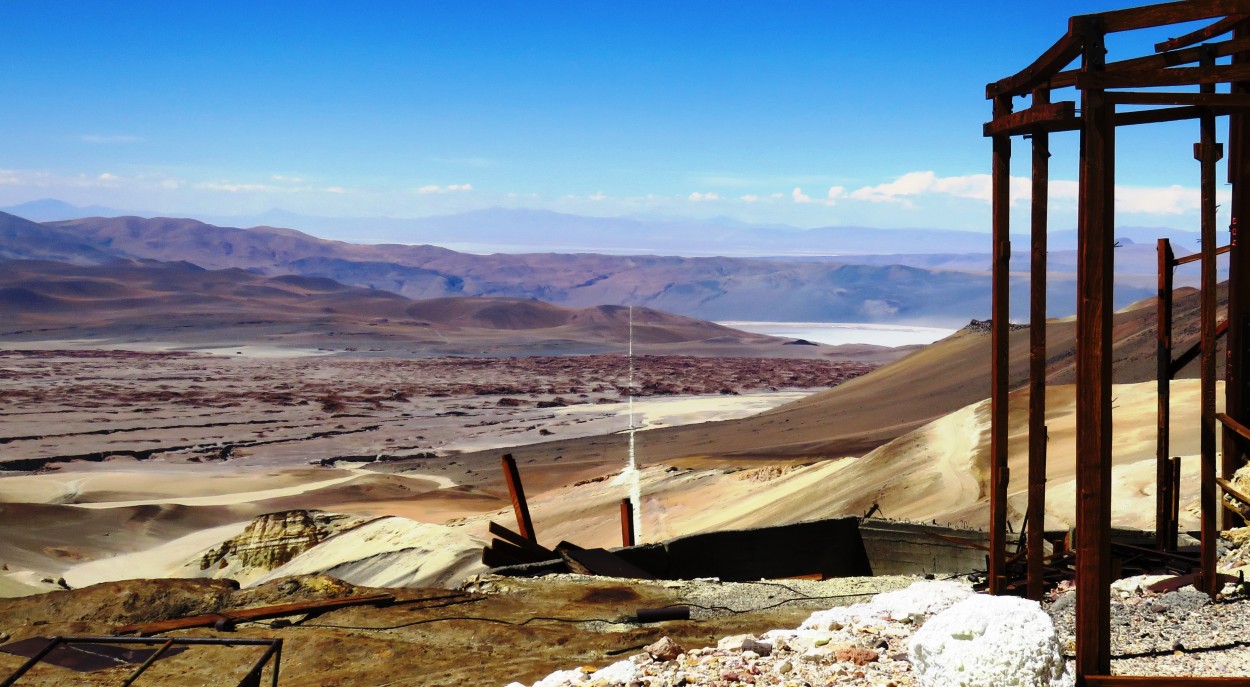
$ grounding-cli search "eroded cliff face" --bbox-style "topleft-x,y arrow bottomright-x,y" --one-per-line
195,510 -> 371,583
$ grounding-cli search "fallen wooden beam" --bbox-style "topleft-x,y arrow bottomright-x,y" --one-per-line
114,593 -> 394,636
488,521 -> 556,560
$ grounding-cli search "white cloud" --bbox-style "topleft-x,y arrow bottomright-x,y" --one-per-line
271,174 -> 306,183
792,187 -> 812,203
845,170 -> 1218,215
417,183 -> 474,195
689,191 -> 720,201
792,186 -> 840,206
827,186 -> 845,200
740,194 -> 759,203
589,191 -> 607,201
324,186 -> 346,194
195,181 -> 276,193
80,134 -> 143,144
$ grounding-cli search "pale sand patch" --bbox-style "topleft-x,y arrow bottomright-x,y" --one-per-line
561,391 -> 814,431
62,521 -> 251,588
0,465 -> 455,510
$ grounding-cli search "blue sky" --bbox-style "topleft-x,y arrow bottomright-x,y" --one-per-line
0,1 -> 1234,233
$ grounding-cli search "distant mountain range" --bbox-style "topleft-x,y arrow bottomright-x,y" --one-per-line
0,204 -> 1211,325
1,199 -> 1222,258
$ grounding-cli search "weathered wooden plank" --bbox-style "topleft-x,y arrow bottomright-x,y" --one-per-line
1158,239 -> 1175,551
1075,27 -> 1116,677
987,31 -> 1084,98
1175,243 -> 1232,264
1219,411 -> 1250,442
1171,318 -> 1230,377
1028,95 -> 1050,602
1078,63 -> 1250,89
488,521 -> 556,560
1107,91 -> 1250,107
983,101 -> 1078,137
1090,0 -> 1250,34
1053,35 -> 1250,89
501,453 -> 537,544
1156,14 -> 1247,51
989,92 -> 1012,596
114,594 -> 395,636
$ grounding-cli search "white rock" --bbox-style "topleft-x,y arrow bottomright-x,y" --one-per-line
591,659 -> 639,684
528,668 -> 589,687
800,579 -> 974,631
908,594 -> 1073,687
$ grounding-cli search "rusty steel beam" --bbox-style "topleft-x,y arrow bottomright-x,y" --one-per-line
989,92 -> 1013,597
1158,239 -> 1176,550
501,453 -> 537,544
983,101 -> 1078,137
1027,88 -> 1051,603
620,498 -> 636,547
1074,19 -> 1115,678
1156,14 -> 1247,51
1090,0 -> 1250,34
1227,19 -> 1250,531
1198,50 -> 1224,597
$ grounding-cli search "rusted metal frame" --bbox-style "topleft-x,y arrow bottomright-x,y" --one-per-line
1095,673 -> 1250,686
1091,0 -> 1250,34
115,593 -> 394,636
1156,14 -> 1248,52
1198,47 -> 1224,597
1171,319 -> 1231,377
1086,676 -> 1250,686
1107,91 -> 1250,107
1027,87 -> 1051,603
620,498 -> 635,547
1074,17 -> 1115,678
987,30 -> 1084,98
0,637 -> 283,687
983,101 -> 1078,137
1052,35 -> 1250,90
501,453 -> 537,544
1175,243 -> 1233,264
120,638 -> 175,687
0,636 -> 63,687
1158,239 -> 1176,550
1226,19 -> 1250,531
1079,63 -> 1250,90
989,92 -> 1013,597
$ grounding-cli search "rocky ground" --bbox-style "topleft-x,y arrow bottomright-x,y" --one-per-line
0,349 -> 877,472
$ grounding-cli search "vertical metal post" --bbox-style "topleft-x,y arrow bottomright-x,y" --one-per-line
990,92 -> 1013,597
1074,18 -> 1114,678
1227,20 -> 1250,530
1171,455 -> 1183,547
1158,238 -> 1176,550
501,453 -> 537,544
1197,50 -> 1223,597
1027,88 -> 1050,602
620,498 -> 636,547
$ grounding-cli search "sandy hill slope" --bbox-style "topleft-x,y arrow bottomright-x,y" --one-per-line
0,211 -> 1157,323
438,282 -> 1219,474
0,257 -> 868,358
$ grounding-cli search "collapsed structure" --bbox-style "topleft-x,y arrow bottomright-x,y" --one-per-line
984,0 -> 1250,682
